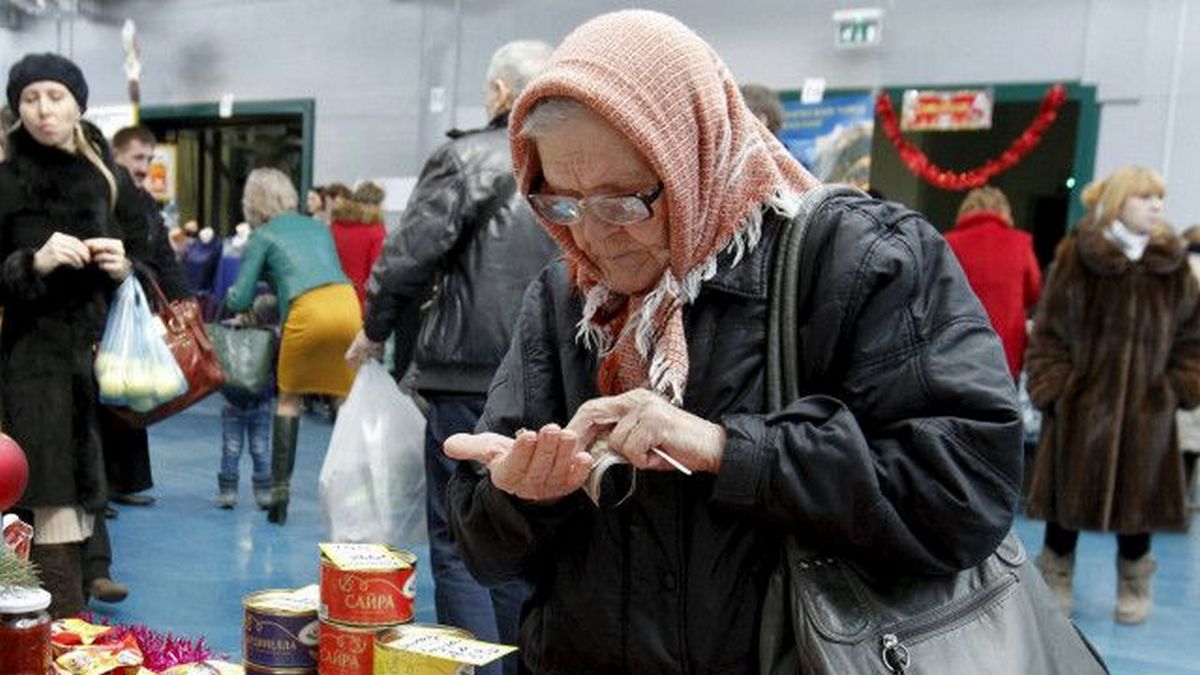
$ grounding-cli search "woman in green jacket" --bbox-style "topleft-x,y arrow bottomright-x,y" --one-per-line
225,167 -> 362,524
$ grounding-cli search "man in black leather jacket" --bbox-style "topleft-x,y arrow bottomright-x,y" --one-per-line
346,39 -> 558,675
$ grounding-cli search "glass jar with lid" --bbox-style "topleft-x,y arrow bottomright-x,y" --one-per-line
0,586 -> 52,675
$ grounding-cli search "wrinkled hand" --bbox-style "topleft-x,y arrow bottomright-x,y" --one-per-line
33,232 -> 91,276
84,237 -> 131,281
444,425 -> 593,503
345,329 -> 384,365
566,389 -> 726,474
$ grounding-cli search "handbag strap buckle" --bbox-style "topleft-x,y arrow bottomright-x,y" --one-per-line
881,633 -> 910,674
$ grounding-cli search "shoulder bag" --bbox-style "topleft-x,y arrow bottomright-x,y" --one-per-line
758,185 -> 1107,675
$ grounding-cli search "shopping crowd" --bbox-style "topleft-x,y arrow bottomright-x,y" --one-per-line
0,8 -> 1196,675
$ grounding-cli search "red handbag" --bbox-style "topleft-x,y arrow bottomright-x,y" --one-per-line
108,278 -> 225,427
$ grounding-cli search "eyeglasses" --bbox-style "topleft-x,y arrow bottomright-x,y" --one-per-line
527,181 -> 664,227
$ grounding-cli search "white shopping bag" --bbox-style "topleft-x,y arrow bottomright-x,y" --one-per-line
319,361 -> 427,546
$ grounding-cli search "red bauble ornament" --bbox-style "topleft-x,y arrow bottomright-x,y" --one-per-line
0,433 -> 29,511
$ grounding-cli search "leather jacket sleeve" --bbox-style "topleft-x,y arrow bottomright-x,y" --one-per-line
223,232 -> 267,313
710,202 -> 1022,574
364,146 -> 469,342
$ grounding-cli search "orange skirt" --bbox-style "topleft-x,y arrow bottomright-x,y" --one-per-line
277,284 -> 361,397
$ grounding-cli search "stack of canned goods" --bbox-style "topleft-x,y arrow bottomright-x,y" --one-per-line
317,543 -> 418,675
243,586 -> 321,674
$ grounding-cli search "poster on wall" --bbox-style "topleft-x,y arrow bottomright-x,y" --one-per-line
84,104 -> 136,140
900,89 -> 993,132
146,143 -> 177,203
779,92 -> 875,188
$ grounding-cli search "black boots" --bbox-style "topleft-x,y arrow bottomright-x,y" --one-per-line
267,415 -> 300,524
30,542 -> 85,618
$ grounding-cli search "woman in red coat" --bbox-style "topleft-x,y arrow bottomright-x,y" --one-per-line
331,181 -> 387,314
944,187 -> 1042,378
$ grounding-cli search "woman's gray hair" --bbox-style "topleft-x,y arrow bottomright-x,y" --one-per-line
243,167 -> 299,226
519,97 -> 604,139
486,40 -> 554,97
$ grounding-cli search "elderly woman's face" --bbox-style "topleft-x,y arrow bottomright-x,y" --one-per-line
534,115 -> 670,295
19,81 -> 80,150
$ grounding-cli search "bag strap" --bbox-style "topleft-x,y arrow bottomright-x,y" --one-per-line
766,184 -> 866,412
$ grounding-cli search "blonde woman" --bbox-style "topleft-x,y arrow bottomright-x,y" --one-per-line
0,53 -> 140,615
1027,166 -> 1200,623
223,168 -> 361,525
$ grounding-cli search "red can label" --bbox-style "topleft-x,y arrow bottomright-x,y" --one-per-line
318,545 -> 417,627
318,620 -> 382,675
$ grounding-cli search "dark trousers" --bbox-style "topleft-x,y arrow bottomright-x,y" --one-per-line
83,514 -> 112,585
424,394 -> 529,675
99,407 -> 152,495
1044,521 -> 1152,560
86,407 -> 152,588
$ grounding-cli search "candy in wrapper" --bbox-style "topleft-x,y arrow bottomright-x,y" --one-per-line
52,618 -> 115,651
2,513 -> 33,560
54,633 -> 143,675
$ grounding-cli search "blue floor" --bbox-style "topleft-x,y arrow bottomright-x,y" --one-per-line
93,395 -> 1200,673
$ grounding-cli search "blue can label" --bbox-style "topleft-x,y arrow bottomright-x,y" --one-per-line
244,596 -> 319,669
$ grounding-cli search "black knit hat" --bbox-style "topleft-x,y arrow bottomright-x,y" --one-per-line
6,53 -> 89,113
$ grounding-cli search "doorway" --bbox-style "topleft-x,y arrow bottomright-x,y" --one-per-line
140,99 -> 315,236
869,83 -> 1098,268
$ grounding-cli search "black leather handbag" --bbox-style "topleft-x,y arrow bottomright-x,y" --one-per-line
758,185 -> 1108,675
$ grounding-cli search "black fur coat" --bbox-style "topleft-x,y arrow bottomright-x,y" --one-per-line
0,123 -> 159,510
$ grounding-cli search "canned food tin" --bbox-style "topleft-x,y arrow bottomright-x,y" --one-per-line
373,625 -> 474,675
319,620 -> 390,675
243,664 -> 316,675
319,544 -> 417,626
244,588 -> 320,670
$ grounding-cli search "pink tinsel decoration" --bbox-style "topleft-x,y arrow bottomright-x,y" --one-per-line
81,613 -> 217,672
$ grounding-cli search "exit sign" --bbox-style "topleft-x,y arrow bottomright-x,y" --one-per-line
833,7 -> 883,49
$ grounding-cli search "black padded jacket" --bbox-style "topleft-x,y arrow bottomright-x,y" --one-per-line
448,196 -> 1024,675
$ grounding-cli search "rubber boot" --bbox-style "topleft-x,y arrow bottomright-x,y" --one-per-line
1036,549 -> 1075,615
1115,554 -> 1156,624
267,415 -> 300,525
216,474 -> 238,509
252,474 -> 274,510
30,542 -> 86,618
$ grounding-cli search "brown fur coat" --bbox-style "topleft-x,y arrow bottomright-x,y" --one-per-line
1026,219 -> 1200,532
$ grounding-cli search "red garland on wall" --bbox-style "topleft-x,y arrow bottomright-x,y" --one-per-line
875,84 -> 1068,191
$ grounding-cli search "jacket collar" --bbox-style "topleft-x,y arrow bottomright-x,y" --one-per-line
1076,215 -> 1185,276
7,119 -> 113,167
700,210 -> 782,300
953,210 -> 1010,232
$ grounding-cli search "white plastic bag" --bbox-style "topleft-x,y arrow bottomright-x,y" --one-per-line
319,361 -> 427,547
95,276 -> 187,412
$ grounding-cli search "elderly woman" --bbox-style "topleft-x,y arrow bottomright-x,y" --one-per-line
223,168 -> 361,524
1026,165 -> 1200,624
444,11 -> 1021,674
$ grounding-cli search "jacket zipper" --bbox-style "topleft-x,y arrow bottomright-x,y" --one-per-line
676,480 -> 689,675
877,570 -> 1018,674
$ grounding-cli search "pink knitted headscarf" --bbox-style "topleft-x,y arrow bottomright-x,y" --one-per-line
510,10 -> 820,404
